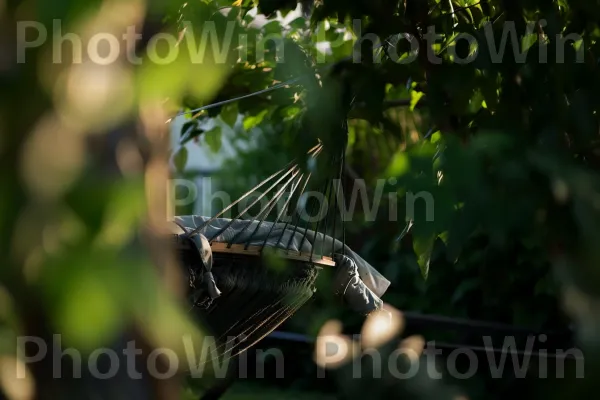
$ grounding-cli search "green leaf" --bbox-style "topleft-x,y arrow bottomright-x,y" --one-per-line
410,90 -> 424,111
220,103 -> 239,128
181,127 -> 206,145
281,105 -> 302,120
413,234 -> 435,279
386,151 -> 410,177
451,279 -> 480,303
204,126 -> 222,153
289,16 -> 307,31
438,231 -> 449,244
262,20 -> 283,35
395,220 -> 414,242
243,109 -> 269,131
173,146 -> 188,172
468,90 -> 484,114
521,33 -> 537,52
180,120 -> 198,138
430,131 -> 442,143
227,5 -> 241,20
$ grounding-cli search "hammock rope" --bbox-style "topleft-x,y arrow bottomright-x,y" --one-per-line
187,139 -> 345,261
206,165 -> 299,244
261,172 -> 305,251
176,128 -> 349,361
273,173 -> 312,249
184,143 -> 323,240
230,168 -> 301,248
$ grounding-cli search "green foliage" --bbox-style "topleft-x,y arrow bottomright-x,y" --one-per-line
5,0 -> 600,398
204,125 -> 224,152
173,0 -> 600,398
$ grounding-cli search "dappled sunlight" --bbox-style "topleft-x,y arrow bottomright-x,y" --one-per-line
19,114 -> 84,199
4,0 -> 223,392
116,137 -> 145,176
361,305 -> 404,349
314,319 -> 359,369
399,335 -> 426,363
80,0 -> 146,40
0,356 -> 34,400
59,62 -> 135,132
35,0 -> 145,132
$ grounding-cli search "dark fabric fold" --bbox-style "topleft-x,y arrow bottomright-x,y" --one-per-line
332,254 -> 384,315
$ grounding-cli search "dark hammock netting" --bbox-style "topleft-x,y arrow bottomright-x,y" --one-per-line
178,238 -> 318,358
173,135 -> 382,360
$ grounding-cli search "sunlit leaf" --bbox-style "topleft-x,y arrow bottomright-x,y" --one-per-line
413,234 -> 435,279
220,103 -> 239,128
174,146 -> 188,172
386,151 -> 410,177
204,125 -> 222,152
410,90 -> 424,111
243,109 -> 269,131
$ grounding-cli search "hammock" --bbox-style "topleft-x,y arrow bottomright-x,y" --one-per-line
172,140 -> 390,359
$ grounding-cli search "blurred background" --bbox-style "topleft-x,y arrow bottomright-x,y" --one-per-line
2,0 -> 600,399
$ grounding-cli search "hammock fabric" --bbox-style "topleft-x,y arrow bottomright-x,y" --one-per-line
177,234 -> 319,358
175,215 -> 390,298
173,218 -> 389,358
171,140 -> 390,359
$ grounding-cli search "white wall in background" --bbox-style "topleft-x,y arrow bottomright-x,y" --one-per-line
169,115 -> 239,172
169,114 -> 247,216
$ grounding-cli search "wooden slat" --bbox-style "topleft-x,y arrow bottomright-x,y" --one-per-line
211,243 -> 261,255
210,242 -> 336,267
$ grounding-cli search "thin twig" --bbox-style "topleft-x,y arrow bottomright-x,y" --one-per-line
439,1 -> 482,18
